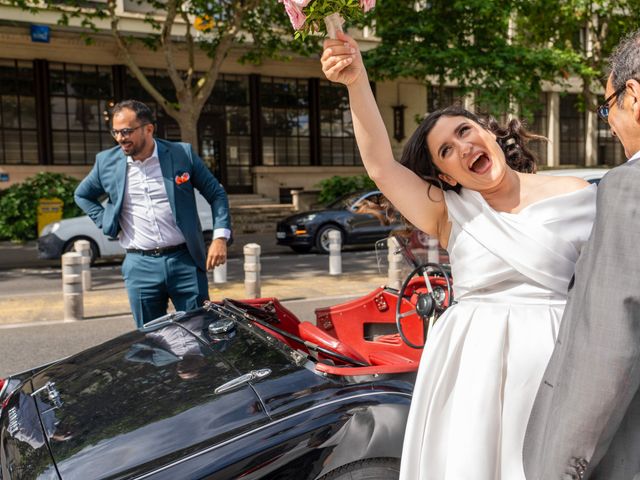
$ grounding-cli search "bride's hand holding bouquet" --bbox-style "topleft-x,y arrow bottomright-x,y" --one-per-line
280,0 -> 375,39
321,31 -> 365,87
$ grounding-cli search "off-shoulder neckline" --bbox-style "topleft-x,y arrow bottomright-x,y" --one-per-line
465,183 -> 596,216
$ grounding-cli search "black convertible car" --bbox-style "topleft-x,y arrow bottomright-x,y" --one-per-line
0,299 -> 422,479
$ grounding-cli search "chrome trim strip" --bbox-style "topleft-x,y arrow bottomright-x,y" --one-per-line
133,390 -> 411,479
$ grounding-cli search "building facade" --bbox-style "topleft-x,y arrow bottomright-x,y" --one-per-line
0,5 -> 626,199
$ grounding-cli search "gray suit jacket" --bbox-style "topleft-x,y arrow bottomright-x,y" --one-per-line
523,159 -> 640,480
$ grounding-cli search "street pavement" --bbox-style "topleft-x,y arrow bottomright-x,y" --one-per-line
0,233 -> 390,327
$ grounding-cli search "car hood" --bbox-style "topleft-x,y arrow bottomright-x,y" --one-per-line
25,316 -> 270,479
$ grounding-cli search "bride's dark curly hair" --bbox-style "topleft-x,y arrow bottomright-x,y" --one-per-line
401,106 -> 543,195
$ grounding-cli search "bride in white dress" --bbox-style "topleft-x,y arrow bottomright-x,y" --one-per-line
321,33 -> 597,480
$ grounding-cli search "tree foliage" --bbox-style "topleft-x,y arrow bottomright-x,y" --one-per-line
316,174 -> 376,204
365,0 -> 640,118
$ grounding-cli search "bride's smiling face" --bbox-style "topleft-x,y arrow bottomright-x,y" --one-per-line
425,115 -> 508,191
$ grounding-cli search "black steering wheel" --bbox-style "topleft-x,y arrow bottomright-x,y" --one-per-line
395,262 -> 453,349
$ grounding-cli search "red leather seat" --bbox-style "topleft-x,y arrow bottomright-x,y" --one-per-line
298,321 -> 368,364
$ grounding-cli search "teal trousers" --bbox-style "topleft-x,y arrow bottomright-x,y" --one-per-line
122,249 -> 209,328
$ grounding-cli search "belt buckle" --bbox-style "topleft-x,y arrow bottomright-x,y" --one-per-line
149,247 -> 163,257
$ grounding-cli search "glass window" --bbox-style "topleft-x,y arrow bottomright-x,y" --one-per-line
319,80 -> 360,166
559,94 -> 585,165
0,60 -> 38,164
49,63 -> 115,165
598,120 -> 626,166
427,85 -> 463,112
261,77 -> 311,167
528,93 -> 548,164
205,74 -> 253,189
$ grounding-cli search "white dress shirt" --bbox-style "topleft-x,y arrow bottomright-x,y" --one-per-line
119,142 -> 187,250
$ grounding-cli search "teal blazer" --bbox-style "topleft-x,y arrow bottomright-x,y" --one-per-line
74,139 -> 231,271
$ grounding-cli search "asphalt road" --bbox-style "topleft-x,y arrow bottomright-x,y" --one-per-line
0,249 -> 385,297
0,296 -> 356,378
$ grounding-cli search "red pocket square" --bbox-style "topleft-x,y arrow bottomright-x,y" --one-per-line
175,172 -> 190,185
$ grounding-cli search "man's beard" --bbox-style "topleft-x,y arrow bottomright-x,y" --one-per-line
119,138 -> 145,158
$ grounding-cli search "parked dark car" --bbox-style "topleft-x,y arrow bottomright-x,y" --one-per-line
0,297 -> 418,480
276,190 -> 402,254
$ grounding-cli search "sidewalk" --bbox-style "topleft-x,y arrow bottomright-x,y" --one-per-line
0,233 -> 389,326
0,270 -> 386,327
0,232 -> 289,270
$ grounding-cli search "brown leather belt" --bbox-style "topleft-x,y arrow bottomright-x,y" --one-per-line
126,243 -> 187,257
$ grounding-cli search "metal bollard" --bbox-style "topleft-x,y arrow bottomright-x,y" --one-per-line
62,252 -> 84,321
243,243 -> 261,298
387,236 -> 404,291
74,239 -> 92,291
427,237 -> 440,264
328,230 -> 342,275
213,262 -> 227,284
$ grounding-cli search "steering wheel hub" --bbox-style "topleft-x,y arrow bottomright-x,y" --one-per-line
415,293 -> 436,319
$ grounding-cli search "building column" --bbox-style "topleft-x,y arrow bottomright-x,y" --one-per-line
547,92 -> 560,167
584,109 -> 598,166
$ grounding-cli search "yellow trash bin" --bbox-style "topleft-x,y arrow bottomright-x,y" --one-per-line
37,198 -> 64,236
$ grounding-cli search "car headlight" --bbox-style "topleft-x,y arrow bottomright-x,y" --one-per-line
41,222 -> 60,236
298,214 -> 317,222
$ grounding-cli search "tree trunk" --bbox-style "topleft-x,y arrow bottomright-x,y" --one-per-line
171,111 -> 200,154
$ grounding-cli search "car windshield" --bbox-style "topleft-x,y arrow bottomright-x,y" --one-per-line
326,191 -> 369,209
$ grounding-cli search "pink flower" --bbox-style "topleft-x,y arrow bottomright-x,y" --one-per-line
360,0 -> 375,12
280,0 -> 308,30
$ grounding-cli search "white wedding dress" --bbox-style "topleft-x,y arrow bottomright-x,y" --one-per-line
399,184 -> 597,480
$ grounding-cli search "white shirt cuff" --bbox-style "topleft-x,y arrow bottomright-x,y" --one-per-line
213,228 -> 231,240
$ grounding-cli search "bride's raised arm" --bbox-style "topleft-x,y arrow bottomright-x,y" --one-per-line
321,32 -> 448,241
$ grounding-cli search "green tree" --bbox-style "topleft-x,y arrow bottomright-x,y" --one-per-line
517,0 -> 640,110
365,0 -> 640,119
6,0 -> 320,150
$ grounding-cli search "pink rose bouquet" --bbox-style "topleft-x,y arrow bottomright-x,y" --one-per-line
280,0 -> 376,39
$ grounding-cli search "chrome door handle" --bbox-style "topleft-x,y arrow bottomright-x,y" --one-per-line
214,368 -> 272,395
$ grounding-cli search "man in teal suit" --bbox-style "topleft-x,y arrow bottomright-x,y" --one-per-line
75,100 -> 231,327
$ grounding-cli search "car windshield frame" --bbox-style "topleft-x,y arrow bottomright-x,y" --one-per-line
206,300 -> 312,367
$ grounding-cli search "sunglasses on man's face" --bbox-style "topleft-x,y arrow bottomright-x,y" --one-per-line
597,84 -> 627,122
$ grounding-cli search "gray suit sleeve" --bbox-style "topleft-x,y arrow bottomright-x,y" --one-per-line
532,165 -> 640,478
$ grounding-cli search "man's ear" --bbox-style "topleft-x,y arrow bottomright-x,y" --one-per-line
438,173 -> 458,187
628,79 -> 640,122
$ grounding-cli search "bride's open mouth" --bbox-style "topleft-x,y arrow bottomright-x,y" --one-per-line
469,153 -> 492,174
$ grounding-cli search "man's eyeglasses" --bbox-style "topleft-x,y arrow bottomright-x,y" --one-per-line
111,124 -> 148,138
597,84 -> 627,122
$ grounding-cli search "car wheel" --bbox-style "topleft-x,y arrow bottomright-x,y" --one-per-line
318,458 -> 400,479
315,225 -> 343,254
290,245 -> 312,254
63,238 -> 99,265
